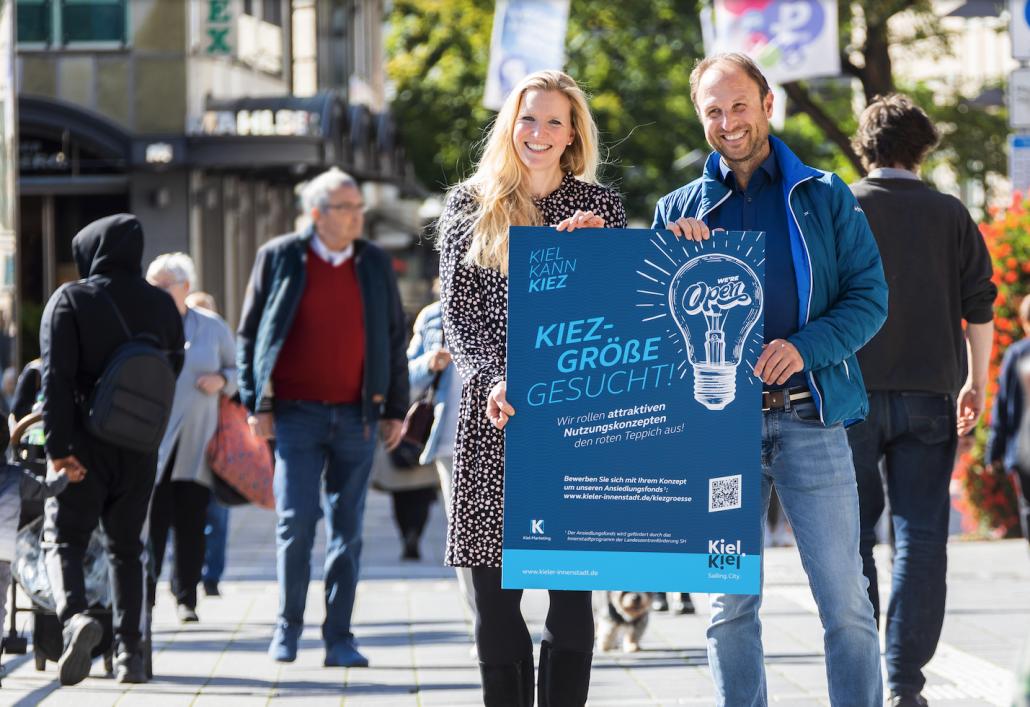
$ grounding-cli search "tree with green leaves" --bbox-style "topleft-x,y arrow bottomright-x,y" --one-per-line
386,0 -> 1007,218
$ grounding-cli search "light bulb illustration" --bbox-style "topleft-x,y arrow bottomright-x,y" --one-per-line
668,253 -> 763,410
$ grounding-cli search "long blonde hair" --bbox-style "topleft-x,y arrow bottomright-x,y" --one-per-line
462,71 -> 601,273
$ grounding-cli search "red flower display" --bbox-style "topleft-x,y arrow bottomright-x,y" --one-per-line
952,193 -> 1025,538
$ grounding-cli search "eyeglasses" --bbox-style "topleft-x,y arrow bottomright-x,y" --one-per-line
323,201 -> 366,213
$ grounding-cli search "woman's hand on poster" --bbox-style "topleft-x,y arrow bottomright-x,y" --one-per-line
556,210 -> 605,232
753,339 -> 804,386
429,348 -> 452,372
665,217 -> 713,242
487,380 -> 515,430
196,373 -> 227,395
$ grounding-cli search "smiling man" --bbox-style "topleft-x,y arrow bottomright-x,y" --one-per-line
652,53 -> 888,706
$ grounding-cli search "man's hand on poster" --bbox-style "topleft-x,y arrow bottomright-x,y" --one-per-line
428,348 -> 452,372
753,339 -> 804,386
556,210 -> 605,232
487,380 -> 516,430
956,383 -> 984,436
665,217 -> 716,242
380,419 -> 403,451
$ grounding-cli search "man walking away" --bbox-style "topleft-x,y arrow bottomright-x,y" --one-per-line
41,214 -> 184,685
848,94 -> 996,707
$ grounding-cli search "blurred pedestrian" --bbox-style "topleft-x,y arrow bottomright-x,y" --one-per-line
9,358 -> 42,427
146,258 -> 236,624
656,54 -> 887,706
848,94 -> 996,707
438,70 -> 625,706
237,167 -> 408,668
370,445 -> 438,560
184,290 -> 232,597
407,292 -> 475,612
988,296 -> 1030,545
40,214 -> 184,685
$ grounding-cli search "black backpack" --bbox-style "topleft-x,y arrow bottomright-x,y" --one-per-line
76,283 -> 177,454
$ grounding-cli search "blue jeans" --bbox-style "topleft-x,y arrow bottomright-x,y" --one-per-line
847,390 -> 956,696
273,401 -> 377,646
202,498 -> 229,585
707,400 -> 882,707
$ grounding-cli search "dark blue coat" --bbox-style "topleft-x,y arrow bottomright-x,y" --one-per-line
653,137 -> 888,425
236,226 -> 409,422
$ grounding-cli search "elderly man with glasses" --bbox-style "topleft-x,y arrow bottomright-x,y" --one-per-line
237,167 -> 408,668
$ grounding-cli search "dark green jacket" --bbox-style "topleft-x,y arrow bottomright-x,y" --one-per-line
236,226 -> 409,421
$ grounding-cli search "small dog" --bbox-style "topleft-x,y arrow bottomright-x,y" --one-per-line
597,591 -> 653,652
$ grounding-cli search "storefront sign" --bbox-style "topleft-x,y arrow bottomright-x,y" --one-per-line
203,0 -> 238,56
188,108 -> 322,137
503,227 -> 764,593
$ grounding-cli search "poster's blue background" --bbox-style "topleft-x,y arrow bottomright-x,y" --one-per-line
503,227 -> 764,592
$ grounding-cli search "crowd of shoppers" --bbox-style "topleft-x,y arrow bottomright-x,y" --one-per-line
22,52 -> 1026,707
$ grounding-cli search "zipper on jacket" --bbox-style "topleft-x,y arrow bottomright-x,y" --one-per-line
786,175 -> 826,425
842,359 -> 850,381
354,246 -> 371,430
693,190 -> 733,223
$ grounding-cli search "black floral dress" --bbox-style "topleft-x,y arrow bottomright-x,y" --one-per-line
438,174 -> 627,567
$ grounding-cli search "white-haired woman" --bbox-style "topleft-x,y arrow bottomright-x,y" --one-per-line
146,253 -> 237,623
438,70 -> 625,706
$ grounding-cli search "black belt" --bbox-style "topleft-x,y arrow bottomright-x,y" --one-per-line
762,386 -> 812,412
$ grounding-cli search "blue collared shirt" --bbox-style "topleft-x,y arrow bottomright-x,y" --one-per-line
709,148 -> 804,390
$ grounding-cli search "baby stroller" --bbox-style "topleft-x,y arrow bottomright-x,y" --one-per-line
5,411 -> 151,676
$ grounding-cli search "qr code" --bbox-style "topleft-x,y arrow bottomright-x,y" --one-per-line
709,474 -> 742,512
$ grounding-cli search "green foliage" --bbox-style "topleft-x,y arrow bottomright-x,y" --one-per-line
387,1 -> 1009,215
387,0 -> 710,221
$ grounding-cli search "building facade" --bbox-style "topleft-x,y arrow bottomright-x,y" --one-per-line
13,0 -> 415,361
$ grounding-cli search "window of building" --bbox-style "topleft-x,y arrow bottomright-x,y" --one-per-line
16,0 -> 127,46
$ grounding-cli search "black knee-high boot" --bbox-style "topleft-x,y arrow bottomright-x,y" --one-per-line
479,655 -> 534,706
537,640 -> 592,707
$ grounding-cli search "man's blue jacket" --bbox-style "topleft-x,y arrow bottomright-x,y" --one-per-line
652,136 -> 888,426
236,225 -> 409,423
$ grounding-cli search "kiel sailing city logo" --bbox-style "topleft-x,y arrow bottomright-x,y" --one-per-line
636,231 -> 764,411
708,537 -> 746,569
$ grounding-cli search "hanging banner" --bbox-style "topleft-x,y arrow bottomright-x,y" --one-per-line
1013,0 -> 1030,61
502,227 -> 764,594
701,0 -> 840,84
483,0 -> 570,111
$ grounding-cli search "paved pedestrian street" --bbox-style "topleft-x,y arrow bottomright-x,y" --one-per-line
1,491 -> 1027,706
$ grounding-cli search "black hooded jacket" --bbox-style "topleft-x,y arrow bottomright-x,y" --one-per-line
40,214 -> 185,458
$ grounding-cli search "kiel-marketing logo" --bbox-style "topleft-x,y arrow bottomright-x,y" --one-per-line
531,519 -> 545,535
708,537 -> 746,570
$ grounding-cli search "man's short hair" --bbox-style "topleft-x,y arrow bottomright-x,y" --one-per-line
300,168 -> 359,213
852,94 -> 940,171
689,53 -> 771,111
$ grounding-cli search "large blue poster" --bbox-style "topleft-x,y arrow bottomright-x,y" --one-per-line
503,227 -> 764,594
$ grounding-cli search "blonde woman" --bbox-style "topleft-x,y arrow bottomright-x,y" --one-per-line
438,70 -> 626,706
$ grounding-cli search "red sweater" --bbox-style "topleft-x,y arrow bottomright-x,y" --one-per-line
272,250 -> 365,403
